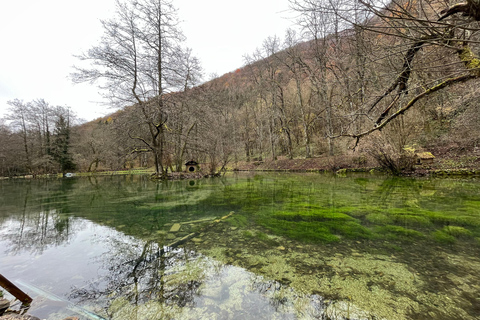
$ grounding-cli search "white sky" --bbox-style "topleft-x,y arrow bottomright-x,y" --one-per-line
0,0 -> 294,122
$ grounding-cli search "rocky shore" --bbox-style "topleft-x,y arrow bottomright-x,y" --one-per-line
0,298 -> 77,320
0,312 -> 78,320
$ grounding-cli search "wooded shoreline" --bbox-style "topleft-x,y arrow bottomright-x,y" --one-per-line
2,154 -> 480,180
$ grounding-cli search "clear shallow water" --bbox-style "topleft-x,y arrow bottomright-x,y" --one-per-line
0,173 -> 479,319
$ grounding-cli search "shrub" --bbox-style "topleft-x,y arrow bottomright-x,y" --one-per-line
368,146 -> 416,175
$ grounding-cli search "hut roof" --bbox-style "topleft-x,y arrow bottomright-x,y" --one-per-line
416,152 -> 435,159
185,160 -> 198,166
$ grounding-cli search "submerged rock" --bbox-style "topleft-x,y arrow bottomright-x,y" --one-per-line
0,299 -> 9,315
170,223 -> 181,232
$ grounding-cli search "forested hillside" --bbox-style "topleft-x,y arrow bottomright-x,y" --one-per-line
1,0 -> 479,177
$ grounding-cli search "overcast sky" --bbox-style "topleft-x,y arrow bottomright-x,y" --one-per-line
0,0 -> 294,122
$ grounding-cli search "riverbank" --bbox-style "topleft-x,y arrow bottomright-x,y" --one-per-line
231,155 -> 373,172
0,169 -> 207,181
230,154 -> 480,177
2,152 -> 480,180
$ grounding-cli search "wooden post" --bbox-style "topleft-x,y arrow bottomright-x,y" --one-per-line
0,274 -> 33,305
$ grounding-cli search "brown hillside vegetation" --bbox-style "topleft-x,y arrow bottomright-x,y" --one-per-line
1,0 -> 479,177
70,0 -> 480,176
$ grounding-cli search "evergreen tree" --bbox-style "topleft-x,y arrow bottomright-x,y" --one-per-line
52,113 -> 76,173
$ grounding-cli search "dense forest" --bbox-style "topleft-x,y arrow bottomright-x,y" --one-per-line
1,0 -> 479,178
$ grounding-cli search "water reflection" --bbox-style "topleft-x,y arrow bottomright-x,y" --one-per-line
1,174 -> 480,319
0,210 -> 76,255
0,178 -> 82,259
68,233 -> 347,320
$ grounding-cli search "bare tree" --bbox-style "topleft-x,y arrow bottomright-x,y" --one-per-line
5,100 -> 77,175
280,30 -> 316,158
6,99 -> 33,173
72,0 -> 197,178
29,99 -> 55,173
291,0 -> 480,147
0,120 -> 24,176
167,48 -> 203,172
245,36 -> 291,161
195,82 -> 239,175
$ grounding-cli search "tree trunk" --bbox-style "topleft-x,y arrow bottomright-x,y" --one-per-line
269,118 -> 277,161
326,102 -> 334,156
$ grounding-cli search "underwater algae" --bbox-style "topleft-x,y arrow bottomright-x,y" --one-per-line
3,173 -> 480,319
69,173 -> 480,319
105,252 -> 331,320
167,173 -> 480,319
193,220 -> 480,320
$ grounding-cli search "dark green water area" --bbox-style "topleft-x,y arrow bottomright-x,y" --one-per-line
1,173 -> 479,319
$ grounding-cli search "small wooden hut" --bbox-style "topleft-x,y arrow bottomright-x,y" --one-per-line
185,160 -> 199,172
416,152 -> 435,165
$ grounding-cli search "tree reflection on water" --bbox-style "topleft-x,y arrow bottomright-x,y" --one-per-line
66,232 -> 331,319
69,238 -> 204,316
2,174 -> 480,319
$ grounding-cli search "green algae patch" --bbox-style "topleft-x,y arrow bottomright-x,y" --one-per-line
242,230 -> 254,238
257,216 -> 372,243
325,220 -> 373,240
366,212 -> 393,224
432,230 -> 456,243
392,214 -> 432,227
164,257 -> 210,288
426,211 -> 480,227
111,248 -> 336,319
375,225 -> 425,241
201,236 -> 476,320
462,200 -> 480,214
258,218 -> 340,243
225,214 -> 248,228
272,209 -> 354,222
442,225 -> 473,238
349,205 -> 384,218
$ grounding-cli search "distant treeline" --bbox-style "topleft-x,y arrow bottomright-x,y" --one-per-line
1,0 -> 479,177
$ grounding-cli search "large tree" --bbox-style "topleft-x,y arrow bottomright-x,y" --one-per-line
291,0 -> 480,147
72,0 -> 199,178
52,109 -> 76,174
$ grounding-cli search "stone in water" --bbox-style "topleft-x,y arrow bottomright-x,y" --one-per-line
170,223 -> 181,232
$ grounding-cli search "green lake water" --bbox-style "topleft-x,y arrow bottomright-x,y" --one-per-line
0,173 -> 479,319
